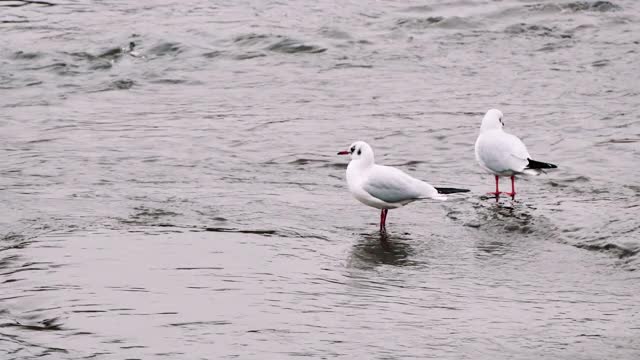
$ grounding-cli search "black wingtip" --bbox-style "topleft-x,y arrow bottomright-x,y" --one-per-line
527,158 -> 558,169
435,187 -> 471,194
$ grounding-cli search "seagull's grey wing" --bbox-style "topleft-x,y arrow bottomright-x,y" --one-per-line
476,131 -> 530,173
362,165 -> 434,203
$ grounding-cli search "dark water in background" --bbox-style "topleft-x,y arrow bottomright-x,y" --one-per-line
1,0 -> 640,358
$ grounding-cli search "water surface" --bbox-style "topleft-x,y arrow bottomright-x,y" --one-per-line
1,0 -> 639,358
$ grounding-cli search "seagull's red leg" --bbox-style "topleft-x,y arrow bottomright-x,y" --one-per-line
505,176 -> 516,197
380,209 -> 388,232
487,175 -> 501,196
383,209 -> 388,230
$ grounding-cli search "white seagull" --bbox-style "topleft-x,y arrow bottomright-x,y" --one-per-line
338,141 -> 469,232
474,109 -> 557,198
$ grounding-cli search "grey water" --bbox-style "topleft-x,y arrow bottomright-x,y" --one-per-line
1,0 -> 639,358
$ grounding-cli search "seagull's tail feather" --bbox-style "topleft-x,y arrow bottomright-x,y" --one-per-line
435,187 -> 471,195
526,158 -> 557,170
523,158 -> 557,175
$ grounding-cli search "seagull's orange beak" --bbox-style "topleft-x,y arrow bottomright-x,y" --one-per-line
337,150 -> 349,155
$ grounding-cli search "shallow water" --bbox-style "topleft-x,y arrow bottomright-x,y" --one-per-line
1,0 -> 640,358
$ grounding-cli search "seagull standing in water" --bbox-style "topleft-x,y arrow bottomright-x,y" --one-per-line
474,109 -> 558,198
337,141 -> 469,232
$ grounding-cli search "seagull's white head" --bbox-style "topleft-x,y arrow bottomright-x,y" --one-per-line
337,141 -> 374,164
480,109 -> 504,132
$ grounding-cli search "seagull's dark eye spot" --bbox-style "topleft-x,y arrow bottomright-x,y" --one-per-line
357,149 -> 361,155
350,146 -> 356,153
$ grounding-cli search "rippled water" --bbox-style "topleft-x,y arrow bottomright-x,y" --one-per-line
2,0 -> 640,358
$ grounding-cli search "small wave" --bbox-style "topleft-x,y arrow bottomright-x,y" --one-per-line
67,51 -> 97,61
321,162 -> 347,170
332,63 -> 373,70
288,158 -> 329,165
27,62 -> 72,71
67,42 -> 138,69
204,227 -> 277,236
505,23 -> 572,38
319,27 -> 352,40
1,19 -> 29,23
395,16 -> 477,30
122,223 -> 324,240
247,119 -> 292,131
537,40 -> 574,52
592,59 -> 610,67
233,33 -> 271,46
622,187 -> 640,198
562,175 -> 591,183
11,51 -> 43,60
97,47 -> 126,59
166,320 -> 231,328
123,206 -> 180,224
233,33 -> 326,54
574,241 -> 639,259
596,137 -> 640,145
96,79 -> 135,91
0,0 -> 55,7
202,50 -> 224,58
396,16 -> 444,28
389,160 -> 425,167
88,59 -> 113,70
174,267 -> 223,271
526,1 -> 621,13
524,3 -> 564,13
400,5 -> 433,13
234,52 -> 266,60
266,38 -> 326,54
149,78 -> 190,84
547,176 -> 590,188
147,41 -> 182,56
565,1 -> 621,12
0,317 -> 64,331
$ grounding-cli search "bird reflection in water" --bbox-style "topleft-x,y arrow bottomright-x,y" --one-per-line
346,232 -> 421,269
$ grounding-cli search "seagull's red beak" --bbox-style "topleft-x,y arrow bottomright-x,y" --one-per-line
337,150 -> 349,155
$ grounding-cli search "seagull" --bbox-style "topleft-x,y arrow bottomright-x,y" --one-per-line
338,141 -> 469,232
474,109 -> 558,198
